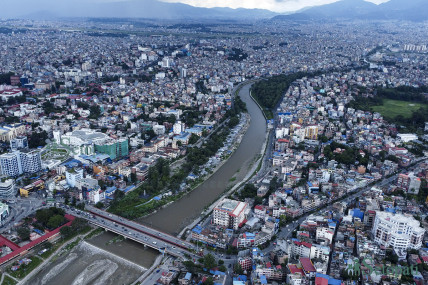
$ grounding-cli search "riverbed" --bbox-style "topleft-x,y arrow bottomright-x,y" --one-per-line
29,233 -> 149,285
28,83 -> 267,284
141,83 -> 267,234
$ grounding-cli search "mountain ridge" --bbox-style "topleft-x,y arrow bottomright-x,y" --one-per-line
272,0 -> 428,21
1,0 -> 426,21
1,0 -> 278,20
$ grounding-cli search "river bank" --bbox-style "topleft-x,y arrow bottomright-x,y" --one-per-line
25,232 -> 148,285
141,83 -> 267,235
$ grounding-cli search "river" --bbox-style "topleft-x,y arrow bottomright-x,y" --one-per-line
141,83 -> 267,234
27,83 -> 267,285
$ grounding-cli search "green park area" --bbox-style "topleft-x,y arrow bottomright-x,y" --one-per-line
371,99 -> 427,120
41,143 -> 70,161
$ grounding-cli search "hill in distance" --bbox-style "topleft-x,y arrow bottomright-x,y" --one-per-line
1,0 -> 277,20
273,0 -> 428,22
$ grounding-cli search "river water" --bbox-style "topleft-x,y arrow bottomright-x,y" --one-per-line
27,84 -> 267,284
141,83 -> 267,234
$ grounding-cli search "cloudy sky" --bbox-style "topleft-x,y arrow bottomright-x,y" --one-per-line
161,0 -> 389,12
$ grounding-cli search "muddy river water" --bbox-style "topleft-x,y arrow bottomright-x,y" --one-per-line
27,83 -> 266,284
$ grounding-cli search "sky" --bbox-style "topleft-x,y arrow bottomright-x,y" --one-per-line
160,0 -> 390,12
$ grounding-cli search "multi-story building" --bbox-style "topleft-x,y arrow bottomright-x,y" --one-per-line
304,125 -> 319,140
316,227 -> 334,244
237,232 -> 256,248
66,168 -> 84,188
299,257 -> 316,279
291,240 -> 312,258
255,263 -> 285,281
310,244 -> 330,262
191,225 -> 230,249
159,271 -> 178,285
95,138 -> 129,160
20,150 -> 42,174
213,199 -> 248,230
364,210 -> 376,227
0,202 -> 9,224
54,129 -> 102,156
0,124 -> 26,142
238,257 -> 252,271
10,136 -> 28,151
0,153 -> 20,177
0,179 -> 15,199
0,150 -> 42,177
372,211 -> 425,251
173,121 -> 185,135
397,173 -> 421,194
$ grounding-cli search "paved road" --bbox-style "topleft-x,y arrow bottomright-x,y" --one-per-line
60,205 -> 197,260
259,158 -> 427,256
1,195 -> 44,233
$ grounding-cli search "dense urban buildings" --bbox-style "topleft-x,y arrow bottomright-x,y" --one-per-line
0,4 -> 426,284
372,211 -> 425,251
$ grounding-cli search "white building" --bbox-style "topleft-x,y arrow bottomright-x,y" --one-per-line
372,211 -> 425,251
153,124 -> 166,135
316,227 -> 334,244
173,121 -> 185,135
0,202 -> 9,224
397,133 -> 418,143
0,150 -> 42,177
66,168 -> 84,188
213,199 -> 248,230
310,244 -> 330,262
10,136 -> 28,151
0,179 -> 15,199
290,240 -> 312,258
55,129 -> 105,155
0,124 -> 26,142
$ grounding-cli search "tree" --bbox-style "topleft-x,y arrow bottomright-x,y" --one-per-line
35,209 -> 51,225
60,225 -> 74,239
76,203 -> 85,210
47,215 -> 65,229
28,130 -> 48,148
17,227 -> 30,241
44,241 -> 53,250
234,263 -> 244,275
204,277 -> 214,285
131,173 -> 137,183
89,105 -> 102,119
203,254 -> 217,270
238,183 -> 257,199
183,261 -> 197,273
189,134 -> 199,145
95,202 -> 104,209
385,249 -> 398,264
228,116 -> 239,128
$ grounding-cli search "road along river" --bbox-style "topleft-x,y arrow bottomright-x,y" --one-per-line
141,83 -> 267,234
26,83 -> 267,285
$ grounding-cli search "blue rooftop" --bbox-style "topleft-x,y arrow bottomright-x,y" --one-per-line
316,273 -> 342,285
192,225 -> 203,234
184,272 -> 191,280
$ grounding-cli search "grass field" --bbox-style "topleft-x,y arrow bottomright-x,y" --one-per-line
371,99 -> 427,119
8,256 -> 42,279
1,275 -> 17,285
